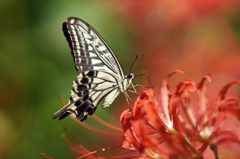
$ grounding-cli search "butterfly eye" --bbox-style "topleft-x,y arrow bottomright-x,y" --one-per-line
127,73 -> 134,79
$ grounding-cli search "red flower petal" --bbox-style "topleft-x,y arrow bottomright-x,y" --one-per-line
175,78 -> 196,94
218,97 -> 240,120
217,80 -> 240,101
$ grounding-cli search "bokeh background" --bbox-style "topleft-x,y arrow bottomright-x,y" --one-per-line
1,0 -> 240,158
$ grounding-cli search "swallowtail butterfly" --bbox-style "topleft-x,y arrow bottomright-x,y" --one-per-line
52,17 -> 134,121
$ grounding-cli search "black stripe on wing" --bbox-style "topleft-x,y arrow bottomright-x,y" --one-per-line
63,17 -> 125,77
52,71 -> 119,121
63,22 -> 103,72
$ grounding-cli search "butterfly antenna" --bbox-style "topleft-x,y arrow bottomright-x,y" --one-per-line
134,73 -> 153,87
130,55 -> 139,73
130,54 -> 144,73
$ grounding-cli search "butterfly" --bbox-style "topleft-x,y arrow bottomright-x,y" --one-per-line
52,17 -> 135,121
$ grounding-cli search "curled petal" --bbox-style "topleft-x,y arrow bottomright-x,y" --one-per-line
120,109 -> 133,130
218,97 -> 240,120
196,74 -> 211,114
218,97 -> 240,108
197,74 -> 211,90
120,109 -> 142,151
161,70 -> 184,94
141,87 -> 155,98
213,130 -> 240,146
217,80 -> 240,101
122,136 -> 135,150
161,70 -> 184,97
133,88 -> 155,118
175,79 -> 196,94
161,70 -> 184,126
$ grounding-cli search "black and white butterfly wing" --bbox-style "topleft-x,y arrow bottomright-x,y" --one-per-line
53,70 -> 121,121
63,17 -> 124,77
52,17 -> 127,121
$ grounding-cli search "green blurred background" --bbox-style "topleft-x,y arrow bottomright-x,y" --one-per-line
1,0 -> 240,158
0,1 -> 136,158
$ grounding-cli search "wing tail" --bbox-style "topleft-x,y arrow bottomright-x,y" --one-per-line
52,103 -> 71,119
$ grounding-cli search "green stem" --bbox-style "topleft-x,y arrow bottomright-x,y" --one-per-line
184,135 -> 198,153
184,135 -> 203,159
210,144 -> 218,159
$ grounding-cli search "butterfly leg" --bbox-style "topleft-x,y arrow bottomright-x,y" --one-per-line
123,91 -> 134,109
130,83 -> 139,96
127,89 -> 139,97
131,84 -> 153,90
127,83 -> 140,97
133,84 -> 148,89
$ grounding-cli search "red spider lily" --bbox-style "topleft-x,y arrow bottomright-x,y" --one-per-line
47,70 -> 240,159
120,70 -> 240,158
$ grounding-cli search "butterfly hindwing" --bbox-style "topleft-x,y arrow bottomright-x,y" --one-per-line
52,70 -> 121,121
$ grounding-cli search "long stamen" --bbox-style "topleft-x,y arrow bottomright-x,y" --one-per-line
77,144 -> 122,159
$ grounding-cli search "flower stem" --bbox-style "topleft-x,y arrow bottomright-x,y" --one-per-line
184,135 -> 198,153
210,144 -> 219,159
184,135 -> 203,158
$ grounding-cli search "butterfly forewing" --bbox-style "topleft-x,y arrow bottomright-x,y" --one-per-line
63,17 -> 124,76
53,17 -> 132,121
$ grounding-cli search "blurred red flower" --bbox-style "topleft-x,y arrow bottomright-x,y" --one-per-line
59,70 -> 240,159
110,0 -> 240,91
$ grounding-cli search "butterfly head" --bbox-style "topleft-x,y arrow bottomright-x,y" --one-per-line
125,72 -> 134,88
127,72 -> 134,80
